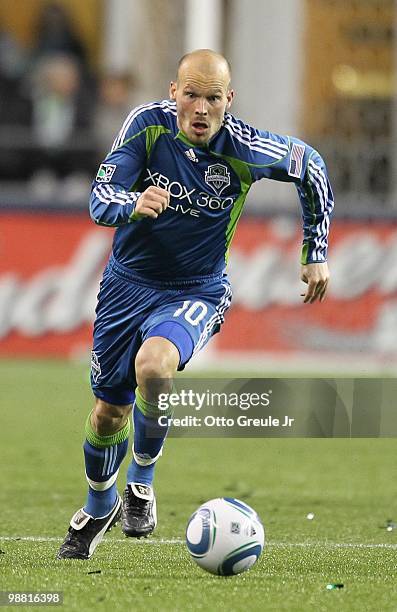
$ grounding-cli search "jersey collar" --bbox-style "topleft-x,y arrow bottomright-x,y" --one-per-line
174,123 -> 225,149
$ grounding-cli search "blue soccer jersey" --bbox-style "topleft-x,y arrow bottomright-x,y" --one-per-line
90,99 -> 334,282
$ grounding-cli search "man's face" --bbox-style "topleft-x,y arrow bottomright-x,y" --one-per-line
169,60 -> 234,145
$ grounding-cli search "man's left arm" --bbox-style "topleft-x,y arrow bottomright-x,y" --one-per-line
250,134 -> 334,303
295,145 -> 333,303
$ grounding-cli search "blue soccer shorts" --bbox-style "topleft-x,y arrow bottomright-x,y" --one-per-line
90,258 -> 232,405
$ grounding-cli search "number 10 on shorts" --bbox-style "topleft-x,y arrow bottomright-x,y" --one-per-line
173,300 -> 208,326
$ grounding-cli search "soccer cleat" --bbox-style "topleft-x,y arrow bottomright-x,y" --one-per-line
57,495 -> 122,560
121,483 -> 157,538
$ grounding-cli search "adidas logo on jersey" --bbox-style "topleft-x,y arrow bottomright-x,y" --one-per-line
185,148 -> 198,163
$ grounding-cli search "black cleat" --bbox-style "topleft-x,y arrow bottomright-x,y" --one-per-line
57,495 -> 122,560
121,483 -> 157,538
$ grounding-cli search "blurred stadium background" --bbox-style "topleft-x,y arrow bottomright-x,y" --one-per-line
0,0 -> 396,375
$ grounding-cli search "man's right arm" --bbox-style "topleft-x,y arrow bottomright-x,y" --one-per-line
90,180 -> 168,226
89,126 -> 146,226
89,109 -> 168,226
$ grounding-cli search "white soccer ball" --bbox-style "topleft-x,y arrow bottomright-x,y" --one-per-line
186,497 -> 265,576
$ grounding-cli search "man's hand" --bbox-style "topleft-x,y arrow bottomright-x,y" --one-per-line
301,262 -> 329,304
134,186 -> 170,219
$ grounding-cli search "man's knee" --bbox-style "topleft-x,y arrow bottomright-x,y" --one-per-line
92,398 -> 132,436
135,337 -> 179,401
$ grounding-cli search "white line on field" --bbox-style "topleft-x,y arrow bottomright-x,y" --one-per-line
0,537 -> 182,544
272,541 -> 397,550
0,536 -> 396,549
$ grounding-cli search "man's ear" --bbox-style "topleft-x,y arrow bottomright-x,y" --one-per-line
169,81 -> 177,100
226,89 -> 234,110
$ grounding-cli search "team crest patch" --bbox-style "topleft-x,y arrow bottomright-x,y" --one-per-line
91,351 -> 101,383
96,163 -> 116,182
205,163 -> 230,196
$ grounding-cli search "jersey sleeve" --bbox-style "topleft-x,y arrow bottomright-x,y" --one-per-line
89,106 -> 148,227
250,132 -> 334,263
223,117 -> 334,263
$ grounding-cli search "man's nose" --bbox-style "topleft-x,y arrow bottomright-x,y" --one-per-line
195,98 -> 208,115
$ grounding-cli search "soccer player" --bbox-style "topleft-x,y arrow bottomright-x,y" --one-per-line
58,49 -> 333,559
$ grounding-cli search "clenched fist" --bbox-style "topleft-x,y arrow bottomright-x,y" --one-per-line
134,186 -> 170,219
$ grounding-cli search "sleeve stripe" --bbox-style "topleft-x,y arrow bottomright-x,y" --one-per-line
93,184 -> 138,207
111,102 -> 148,152
101,184 -> 131,203
307,160 -> 334,261
308,177 -> 327,261
308,160 -> 331,206
308,169 -> 326,213
224,123 -> 285,160
101,184 -> 129,200
111,100 -> 177,152
226,115 -> 289,153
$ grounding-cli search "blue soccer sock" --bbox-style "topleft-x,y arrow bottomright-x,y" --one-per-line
83,412 -> 130,518
127,387 -> 171,487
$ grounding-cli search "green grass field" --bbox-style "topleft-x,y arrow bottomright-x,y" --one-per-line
1,360 -> 396,611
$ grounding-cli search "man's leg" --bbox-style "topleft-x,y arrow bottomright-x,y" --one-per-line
122,284 -> 232,537
84,400 -> 131,517
57,400 -> 131,559
121,337 -> 179,537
